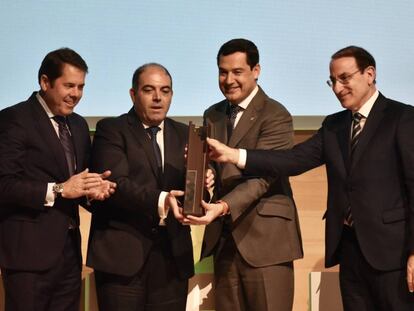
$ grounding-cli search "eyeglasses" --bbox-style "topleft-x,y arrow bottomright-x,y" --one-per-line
326,69 -> 361,87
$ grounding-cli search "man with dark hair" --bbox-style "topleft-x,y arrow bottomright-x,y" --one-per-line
185,38 -> 303,311
0,48 -> 116,311
206,45 -> 414,310
86,63 -> 213,311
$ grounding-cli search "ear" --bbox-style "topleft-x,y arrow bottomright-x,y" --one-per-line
253,63 -> 261,80
365,66 -> 376,85
129,88 -> 136,103
39,74 -> 50,92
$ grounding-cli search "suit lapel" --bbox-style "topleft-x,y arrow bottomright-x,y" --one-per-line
66,115 -> 86,174
163,119 -> 184,189
228,87 -> 264,147
208,102 -> 228,144
126,108 -> 161,182
350,94 -> 387,171
336,110 -> 352,171
30,95 -> 70,180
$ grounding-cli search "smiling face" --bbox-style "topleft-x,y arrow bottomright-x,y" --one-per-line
218,52 -> 260,105
130,65 -> 172,126
40,64 -> 86,116
329,56 -> 376,112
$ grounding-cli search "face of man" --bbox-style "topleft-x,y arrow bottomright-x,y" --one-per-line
130,66 -> 172,126
40,64 -> 86,116
218,52 -> 260,105
329,56 -> 376,112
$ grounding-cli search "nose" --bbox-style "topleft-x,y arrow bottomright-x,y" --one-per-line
152,90 -> 161,102
70,87 -> 81,99
332,81 -> 344,94
224,73 -> 234,85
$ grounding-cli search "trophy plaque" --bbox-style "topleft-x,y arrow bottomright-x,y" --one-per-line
183,122 -> 210,216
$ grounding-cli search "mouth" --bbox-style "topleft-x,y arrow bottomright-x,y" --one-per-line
337,92 -> 351,101
64,100 -> 76,108
224,86 -> 239,94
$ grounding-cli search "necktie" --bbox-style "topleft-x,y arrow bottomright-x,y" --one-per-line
227,104 -> 243,139
53,116 -> 76,176
350,112 -> 364,156
146,126 -> 162,175
345,112 -> 365,226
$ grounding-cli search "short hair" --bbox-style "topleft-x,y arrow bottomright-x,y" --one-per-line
38,48 -> 88,85
331,46 -> 376,72
131,63 -> 172,92
217,38 -> 259,69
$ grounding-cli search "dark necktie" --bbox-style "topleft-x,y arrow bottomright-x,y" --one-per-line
345,112 -> 365,226
227,104 -> 243,139
350,112 -> 364,156
53,116 -> 76,176
146,126 -> 162,175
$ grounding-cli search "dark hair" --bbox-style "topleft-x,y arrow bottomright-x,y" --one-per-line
131,63 -> 172,92
38,48 -> 88,85
331,46 -> 376,72
217,38 -> 259,69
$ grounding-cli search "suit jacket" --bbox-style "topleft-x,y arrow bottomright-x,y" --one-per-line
86,109 -> 194,280
201,87 -> 303,267
0,92 -> 91,271
245,93 -> 414,271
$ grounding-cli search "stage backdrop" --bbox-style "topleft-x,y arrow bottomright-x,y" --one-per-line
1,0 -> 413,117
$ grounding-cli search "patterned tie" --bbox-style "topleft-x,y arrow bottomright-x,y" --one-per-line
53,116 -> 76,176
350,112 -> 364,156
227,104 -> 243,139
146,126 -> 162,176
345,112 -> 365,226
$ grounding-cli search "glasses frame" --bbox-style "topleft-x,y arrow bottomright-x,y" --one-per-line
326,69 -> 361,88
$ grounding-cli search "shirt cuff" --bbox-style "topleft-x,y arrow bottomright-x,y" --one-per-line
237,149 -> 247,169
44,183 -> 55,207
158,191 -> 169,226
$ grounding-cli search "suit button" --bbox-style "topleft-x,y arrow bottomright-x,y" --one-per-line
151,228 -> 158,235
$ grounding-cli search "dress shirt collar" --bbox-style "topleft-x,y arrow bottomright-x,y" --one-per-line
229,85 -> 259,110
356,90 -> 379,118
142,120 -> 165,132
36,92 -> 55,118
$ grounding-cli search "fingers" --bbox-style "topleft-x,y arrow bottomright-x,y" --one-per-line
99,170 -> 112,179
407,255 -> 414,292
205,169 -> 214,188
170,190 -> 184,197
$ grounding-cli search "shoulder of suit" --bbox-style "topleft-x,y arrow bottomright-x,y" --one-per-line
165,117 -> 188,133
204,99 -> 227,116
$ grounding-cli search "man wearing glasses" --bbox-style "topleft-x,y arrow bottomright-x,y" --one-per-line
205,46 -> 414,310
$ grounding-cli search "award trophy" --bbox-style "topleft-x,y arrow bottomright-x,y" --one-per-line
183,122 -> 210,216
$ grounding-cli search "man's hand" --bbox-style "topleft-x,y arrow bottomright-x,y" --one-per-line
165,190 -> 185,222
207,138 -> 239,164
87,170 -> 117,201
205,168 -> 214,190
407,254 -> 414,292
61,169 -> 116,200
184,200 -> 228,225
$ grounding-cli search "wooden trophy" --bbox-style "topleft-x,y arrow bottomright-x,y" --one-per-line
183,122 -> 210,216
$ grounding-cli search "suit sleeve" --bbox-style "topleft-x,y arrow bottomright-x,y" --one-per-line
90,119 -> 161,218
396,106 -> 414,252
245,126 -> 325,177
221,107 -> 294,221
0,107 -> 47,210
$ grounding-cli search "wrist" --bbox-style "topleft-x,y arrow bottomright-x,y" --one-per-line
216,200 -> 230,216
52,182 -> 64,199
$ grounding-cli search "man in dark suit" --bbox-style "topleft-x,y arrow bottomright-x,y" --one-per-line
86,63 -> 213,311
206,46 -> 414,310
0,48 -> 116,311
184,39 -> 303,311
